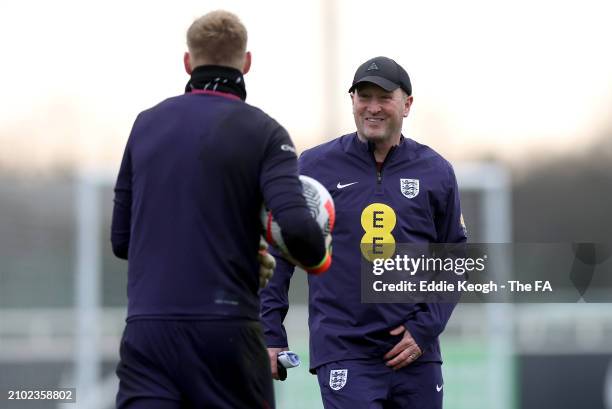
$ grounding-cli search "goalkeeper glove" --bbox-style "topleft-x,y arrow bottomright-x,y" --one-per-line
258,238 -> 276,288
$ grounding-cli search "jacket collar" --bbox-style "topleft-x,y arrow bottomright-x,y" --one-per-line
348,132 -> 408,154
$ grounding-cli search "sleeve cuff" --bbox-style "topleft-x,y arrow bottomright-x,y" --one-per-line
403,320 -> 438,351
264,332 -> 289,348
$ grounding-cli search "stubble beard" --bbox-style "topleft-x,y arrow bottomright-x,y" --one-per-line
358,120 -> 394,144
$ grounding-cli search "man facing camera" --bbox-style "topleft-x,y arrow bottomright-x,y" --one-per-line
261,56 -> 467,409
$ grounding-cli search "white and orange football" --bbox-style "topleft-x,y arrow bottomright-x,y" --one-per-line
261,175 -> 335,273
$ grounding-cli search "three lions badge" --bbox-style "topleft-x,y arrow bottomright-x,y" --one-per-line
329,369 -> 348,390
400,178 -> 419,199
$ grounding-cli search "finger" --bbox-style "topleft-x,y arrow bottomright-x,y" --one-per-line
262,267 -> 274,280
386,344 -> 420,365
392,349 -> 421,370
259,237 -> 269,251
261,269 -> 273,281
392,349 -> 421,371
383,337 -> 412,360
384,343 -> 404,360
386,349 -> 410,368
269,353 -> 279,380
262,254 -> 276,269
259,267 -> 270,288
267,349 -> 280,379
387,348 -> 419,370
391,356 -> 411,371
389,325 -> 406,336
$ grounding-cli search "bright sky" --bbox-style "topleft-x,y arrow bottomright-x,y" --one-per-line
1,0 -> 611,170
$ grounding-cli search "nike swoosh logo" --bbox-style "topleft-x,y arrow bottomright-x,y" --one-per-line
337,182 -> 358,189
436,384 -> 443,392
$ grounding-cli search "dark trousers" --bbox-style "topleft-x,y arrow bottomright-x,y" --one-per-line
116,319 -> 274,409
316,359 -> 443,409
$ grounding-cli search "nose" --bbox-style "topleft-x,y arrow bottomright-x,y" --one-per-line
366,101 -> 381,114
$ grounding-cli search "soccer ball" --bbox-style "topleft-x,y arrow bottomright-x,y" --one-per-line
261,175 -> 335,272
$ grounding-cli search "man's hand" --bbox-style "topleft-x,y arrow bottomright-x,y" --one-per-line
383,325 -> 422,370
267,347 -> 289,380
259,238 -> 276,288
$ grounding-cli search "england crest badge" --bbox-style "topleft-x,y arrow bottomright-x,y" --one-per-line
400,178 -> 419,199
329,369 -> 348,391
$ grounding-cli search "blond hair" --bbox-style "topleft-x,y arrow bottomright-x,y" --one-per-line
186,10 -> 248,70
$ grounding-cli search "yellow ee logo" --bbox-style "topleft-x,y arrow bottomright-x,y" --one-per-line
360,203 -> 396,261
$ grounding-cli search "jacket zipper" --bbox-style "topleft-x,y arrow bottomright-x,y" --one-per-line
373,146 -> 396,184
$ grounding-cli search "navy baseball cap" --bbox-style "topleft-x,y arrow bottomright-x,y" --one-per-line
348,56 -> 412,96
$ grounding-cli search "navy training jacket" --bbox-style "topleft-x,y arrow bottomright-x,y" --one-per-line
260,133 -> 467,370
111,90 -> 324,322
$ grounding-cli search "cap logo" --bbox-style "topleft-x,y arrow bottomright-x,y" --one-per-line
366,62 -> 379,71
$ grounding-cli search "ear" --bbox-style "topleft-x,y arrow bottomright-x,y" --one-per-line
184,52 -> 192,75
241,51 -> 252,75
403,95 -> 413,117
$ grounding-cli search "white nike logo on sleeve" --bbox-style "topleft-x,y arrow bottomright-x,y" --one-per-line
337,182 -> 359,189
436,384 -> 443,392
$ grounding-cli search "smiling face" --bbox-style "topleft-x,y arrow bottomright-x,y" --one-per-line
351,83 -> 413,145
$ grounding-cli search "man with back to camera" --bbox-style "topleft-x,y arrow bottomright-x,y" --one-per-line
260,56 -> 467,408
110,10 -> 330,409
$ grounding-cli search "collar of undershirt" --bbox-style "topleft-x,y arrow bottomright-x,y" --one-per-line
185,65 -> 247,101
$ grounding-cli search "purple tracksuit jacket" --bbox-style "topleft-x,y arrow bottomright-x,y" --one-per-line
111,90 -> 324,322
260,133 -> 467,371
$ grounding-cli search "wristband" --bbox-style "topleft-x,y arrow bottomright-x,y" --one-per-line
304,248 -> 332,275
